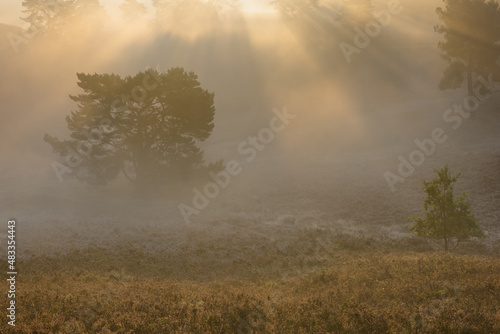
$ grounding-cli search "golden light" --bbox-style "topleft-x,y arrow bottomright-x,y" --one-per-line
239,0 -> 276,15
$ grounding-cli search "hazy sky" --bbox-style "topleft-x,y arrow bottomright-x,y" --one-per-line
0,1 -> 22,26
0,0 -> 275,26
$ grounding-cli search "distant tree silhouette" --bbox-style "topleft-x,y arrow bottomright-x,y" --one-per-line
408,166 -> 484,251
270,0 -> 340,59
435,0 -> 500,95
271,0 -> 320,20
45,67 -> 219,191
21,0 -> 106,38
152,0 -> 176,20
120,0 -> 148,22
338,0 -> 374,29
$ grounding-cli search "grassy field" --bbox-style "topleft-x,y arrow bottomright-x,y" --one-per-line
2,246 -> 499,333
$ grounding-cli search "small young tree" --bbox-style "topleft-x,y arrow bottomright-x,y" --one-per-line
408,166 -> 484,250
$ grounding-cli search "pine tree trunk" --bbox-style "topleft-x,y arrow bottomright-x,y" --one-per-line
134,160 -> 149,194
467,61 -> 476,119
467,66 -> 474,97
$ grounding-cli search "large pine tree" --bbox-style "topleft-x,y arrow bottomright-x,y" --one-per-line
45,67 -> 217,191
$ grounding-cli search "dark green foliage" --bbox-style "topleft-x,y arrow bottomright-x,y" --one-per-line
435,0 -> 500,94
45,67 -> 217,190
409,166 -> 485,250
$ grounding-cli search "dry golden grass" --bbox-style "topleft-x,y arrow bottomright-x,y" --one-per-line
1,248 -> 499,333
